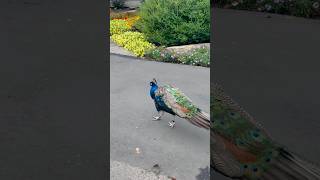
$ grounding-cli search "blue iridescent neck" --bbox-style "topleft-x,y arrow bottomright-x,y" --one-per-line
150,83 -> 158,99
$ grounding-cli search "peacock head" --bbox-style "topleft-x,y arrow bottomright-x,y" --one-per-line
150,78 -> 158,87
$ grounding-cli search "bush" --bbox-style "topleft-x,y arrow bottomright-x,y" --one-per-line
110,19 -> 130,36
111,32 -> 155,57
215,0 -> 320,18
135,0 -> 210,46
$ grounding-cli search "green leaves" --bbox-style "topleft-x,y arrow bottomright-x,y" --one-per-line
135,0 -> 210,46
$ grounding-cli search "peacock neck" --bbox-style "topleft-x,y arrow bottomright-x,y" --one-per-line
150,85 -> 158,99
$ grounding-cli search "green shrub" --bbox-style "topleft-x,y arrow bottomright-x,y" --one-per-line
145,47 -> 164,60
135,0 -> 210,46
178,47 -> 210,67
111,31 -> 155,57
110,19 -> 131,36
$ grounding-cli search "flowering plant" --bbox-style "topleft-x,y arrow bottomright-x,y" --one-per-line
145,47 -> 210,67
110,19 -> 131,36
111,31 -> 155,57
178,47 -> 210,67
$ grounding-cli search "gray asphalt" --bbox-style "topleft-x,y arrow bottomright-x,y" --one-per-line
213,8 -> 320,180
110,160 -> 170,180
110,54 -> 210,180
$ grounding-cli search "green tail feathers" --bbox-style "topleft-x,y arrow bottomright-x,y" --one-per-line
163,84 -> 210,129
211,84 -> 320,180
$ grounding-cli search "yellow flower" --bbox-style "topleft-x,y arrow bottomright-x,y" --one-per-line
110,19 -> 131,36
111,31 -> 155,57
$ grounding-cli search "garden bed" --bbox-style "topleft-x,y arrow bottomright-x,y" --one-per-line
109,0 -> 210,67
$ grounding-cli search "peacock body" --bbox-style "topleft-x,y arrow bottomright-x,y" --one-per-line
149,79 -> 210,129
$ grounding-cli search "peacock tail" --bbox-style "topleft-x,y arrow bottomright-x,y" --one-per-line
211,83 -> 320,180
155,84 -> 210,129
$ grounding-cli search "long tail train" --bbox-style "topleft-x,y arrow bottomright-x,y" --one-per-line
187,110 -> 210,130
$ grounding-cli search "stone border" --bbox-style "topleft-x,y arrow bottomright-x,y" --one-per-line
165,43 -> 210,55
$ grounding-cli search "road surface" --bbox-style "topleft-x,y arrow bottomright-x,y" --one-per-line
110,54 -> 210,180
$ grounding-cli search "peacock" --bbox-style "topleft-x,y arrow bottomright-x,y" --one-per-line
149,78 -> 210,129
211,83 -> 320,180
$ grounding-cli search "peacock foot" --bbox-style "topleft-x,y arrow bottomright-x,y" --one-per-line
168,120 -> 175,128
152,116 -> 161,121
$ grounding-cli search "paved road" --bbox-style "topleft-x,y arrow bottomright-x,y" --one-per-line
110,54 -> 210,180
110,160 -> 170,180
213,8 -> 320,180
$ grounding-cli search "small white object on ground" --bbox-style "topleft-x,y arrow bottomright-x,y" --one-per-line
135,147 -> 140,154
153,116 -> 161,120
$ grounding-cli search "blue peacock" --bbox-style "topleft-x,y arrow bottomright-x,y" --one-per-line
211,83 -> 320,179
149,78 -> 210,129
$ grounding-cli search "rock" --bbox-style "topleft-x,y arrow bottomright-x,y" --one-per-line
165,43 -> 210,56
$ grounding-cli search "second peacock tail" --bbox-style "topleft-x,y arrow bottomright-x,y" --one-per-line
211,83 -> 320,180
149,78 -> 210,129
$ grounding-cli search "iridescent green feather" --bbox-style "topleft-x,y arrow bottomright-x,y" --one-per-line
164,85 -> 199,118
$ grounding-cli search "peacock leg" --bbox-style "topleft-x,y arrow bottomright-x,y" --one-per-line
153,111 -> 164,121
